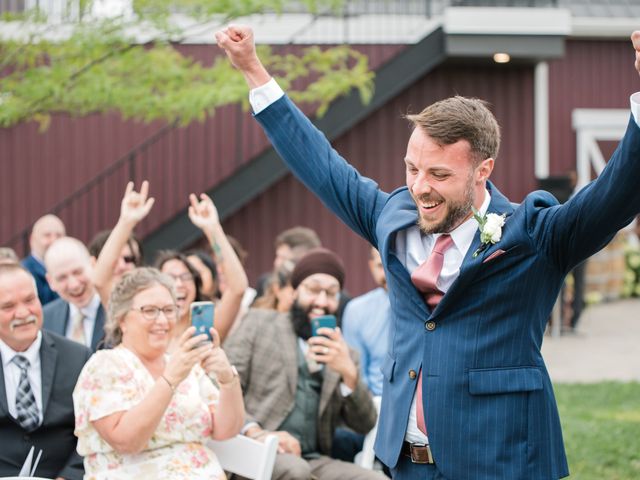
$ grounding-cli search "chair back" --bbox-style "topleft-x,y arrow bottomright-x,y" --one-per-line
208,434 -> 278,480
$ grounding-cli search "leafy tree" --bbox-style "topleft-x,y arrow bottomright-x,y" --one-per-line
0,0 -> 374,129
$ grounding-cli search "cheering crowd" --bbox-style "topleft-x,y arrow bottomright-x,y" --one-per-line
0,182 -> 389,480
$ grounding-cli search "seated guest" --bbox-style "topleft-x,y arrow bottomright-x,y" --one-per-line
224,248 -> 385,480
43,237 -> 105,351
186,250 -> 221,300
0,263 -> 91,479
21,214 -> 66,305
342,246 -> 389,397
0,247 -> 19,265
156,192 -> 248,346
88,230 -> 143,279
73,267 -> 244,479
254,226 -> 321,298
91,181 -> 149,305
252,263 -> 295,313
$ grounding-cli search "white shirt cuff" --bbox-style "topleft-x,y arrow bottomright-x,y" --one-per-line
241,421 -> 260,435
339,382 -> 353,397
630,92 -> 640,126
250,78 -> 285,114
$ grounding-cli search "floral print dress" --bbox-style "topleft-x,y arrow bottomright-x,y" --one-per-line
73,346 -> 225,479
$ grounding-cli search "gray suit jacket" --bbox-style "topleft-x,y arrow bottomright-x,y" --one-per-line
43,298 -> 105,352
224,309 -> 377,454
0,330 -> 92,479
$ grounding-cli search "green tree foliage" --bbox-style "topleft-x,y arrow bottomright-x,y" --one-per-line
0,0 -> 374,129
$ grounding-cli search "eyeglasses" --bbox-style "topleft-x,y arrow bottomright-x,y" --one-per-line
133,304 -> 179,321
299,282 -> 340,301
122,255 -> 138,264
168,272 -> 194,283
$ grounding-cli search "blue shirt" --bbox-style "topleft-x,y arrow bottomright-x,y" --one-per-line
342,287 -> 390,396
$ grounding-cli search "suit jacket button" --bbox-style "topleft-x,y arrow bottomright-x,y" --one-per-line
408,369 -> 417,380
425,321 -> 436,331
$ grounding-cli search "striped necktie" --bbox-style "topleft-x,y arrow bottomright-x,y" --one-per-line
12,355 -> 40,432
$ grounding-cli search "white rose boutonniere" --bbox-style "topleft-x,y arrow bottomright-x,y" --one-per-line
472,208 -> 506,258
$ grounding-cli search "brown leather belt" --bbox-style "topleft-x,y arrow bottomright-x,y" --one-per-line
401,441 -> 435,464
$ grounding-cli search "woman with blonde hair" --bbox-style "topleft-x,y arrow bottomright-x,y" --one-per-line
73,267 -> 244,479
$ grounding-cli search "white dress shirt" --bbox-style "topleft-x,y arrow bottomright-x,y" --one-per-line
0,331 -> 44,425
397,191 -> 490,444
65,293 -> 101,346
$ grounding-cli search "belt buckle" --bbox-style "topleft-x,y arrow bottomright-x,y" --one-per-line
410,442 -> 434,464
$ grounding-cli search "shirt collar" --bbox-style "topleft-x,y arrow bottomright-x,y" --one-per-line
0,330 -> 43,368
432,188 -> 491,255
69,293 -> 101,320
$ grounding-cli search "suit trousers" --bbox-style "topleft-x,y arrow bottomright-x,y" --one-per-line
271,453 -> 387,480
390,456 -> 445,480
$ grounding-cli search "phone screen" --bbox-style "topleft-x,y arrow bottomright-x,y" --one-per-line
190,301 -> 214,342
311,314 -> 337,338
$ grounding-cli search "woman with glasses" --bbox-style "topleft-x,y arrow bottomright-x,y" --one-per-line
73,267 -> 244,479
155,192 -> 248,349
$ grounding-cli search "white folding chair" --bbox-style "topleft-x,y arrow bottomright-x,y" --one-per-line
208,434 -> 278,480
354,395 -> 382,470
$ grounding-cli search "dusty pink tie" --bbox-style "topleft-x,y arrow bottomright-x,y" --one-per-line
410,234 -> 454,435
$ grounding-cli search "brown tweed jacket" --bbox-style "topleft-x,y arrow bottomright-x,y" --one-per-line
223,308 -> 377,455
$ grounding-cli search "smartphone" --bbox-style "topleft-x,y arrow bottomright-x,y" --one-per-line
311,314 -> 337,338
190,301 -> 214,342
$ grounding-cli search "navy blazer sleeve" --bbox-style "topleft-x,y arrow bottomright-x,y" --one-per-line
255,95 -> 389,246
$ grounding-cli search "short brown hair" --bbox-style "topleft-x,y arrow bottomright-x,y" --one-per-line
406,96 -> 500,164
275,227 -> 321,251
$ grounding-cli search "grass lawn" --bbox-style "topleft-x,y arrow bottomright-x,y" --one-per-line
554,382 -> 640,480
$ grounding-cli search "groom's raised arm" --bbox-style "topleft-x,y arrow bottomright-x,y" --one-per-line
215,25 -> 388,246
526,30 -> 640,271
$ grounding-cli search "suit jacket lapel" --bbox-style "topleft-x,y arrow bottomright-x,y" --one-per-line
277,316 -> 299,397
377,189 -> 419,260
319,363 -> 341,418
378,190 -> 432,316
91,305 -> 106,351
39,331 -> 57,417
0,351 -> 8,417
432,182 -> 515,318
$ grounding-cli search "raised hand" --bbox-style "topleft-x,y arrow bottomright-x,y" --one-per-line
215,24 -> 271,89
120,180 -> 155,226
633,31 -> 640,76
307,327 -> 359,390
188,193 -> 220,233
163,327 -> 212,388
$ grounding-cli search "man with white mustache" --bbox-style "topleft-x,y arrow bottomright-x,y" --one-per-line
43,237 -> 106,351
0,263 -> 91,479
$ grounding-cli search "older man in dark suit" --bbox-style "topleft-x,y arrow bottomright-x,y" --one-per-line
0,263 -> 91,479
225,248 -> 384,480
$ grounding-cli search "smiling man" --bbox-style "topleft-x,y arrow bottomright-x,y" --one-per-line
43,237 -> 105,351
224,248 -> 383,480
0,263 -> 91,479
216,26 -> 640,480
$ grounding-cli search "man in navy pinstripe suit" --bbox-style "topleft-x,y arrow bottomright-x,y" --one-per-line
217,27 -> 640,479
